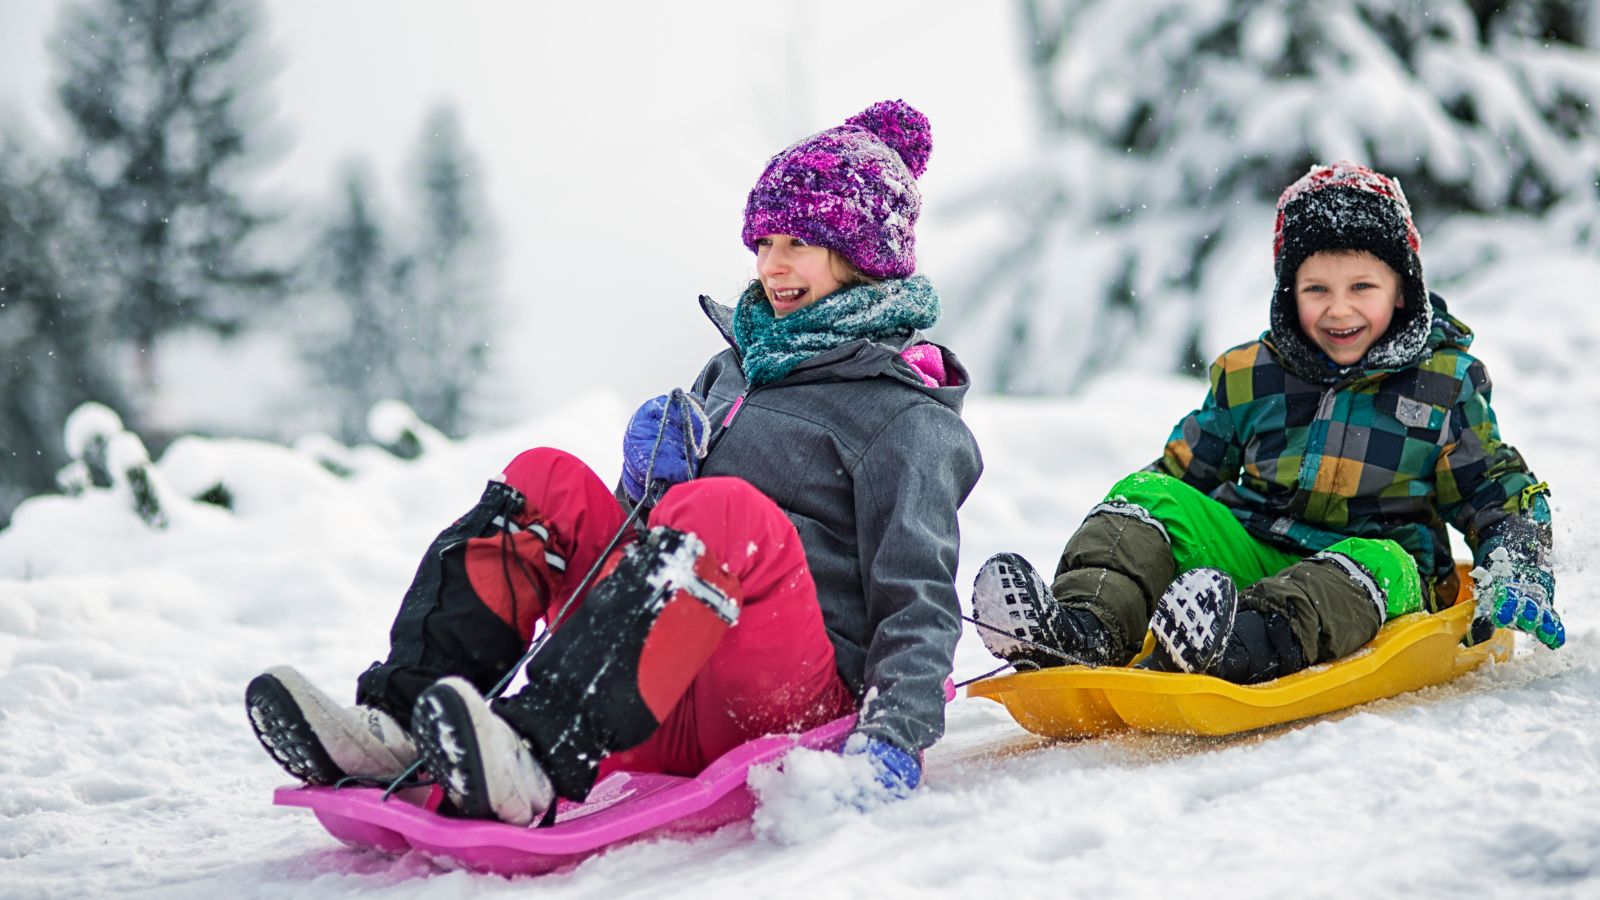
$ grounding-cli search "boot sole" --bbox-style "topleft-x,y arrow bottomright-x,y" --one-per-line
1152,568 -> 1238,674
972,553 -> 1059,668
246,673 -> 346,785
412,685 -> 493,819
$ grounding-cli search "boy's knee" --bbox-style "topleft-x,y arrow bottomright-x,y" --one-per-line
1322,537 -> 1423,618
1102,471 -> 1195,519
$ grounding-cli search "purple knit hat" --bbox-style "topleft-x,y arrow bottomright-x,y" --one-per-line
741,99 -> 932,279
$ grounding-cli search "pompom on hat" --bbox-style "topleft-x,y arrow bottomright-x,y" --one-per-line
741,99 -> 931,279
1269,161 -> 1435,381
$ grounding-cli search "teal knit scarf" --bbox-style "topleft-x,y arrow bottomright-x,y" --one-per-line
731,275 -> 941,387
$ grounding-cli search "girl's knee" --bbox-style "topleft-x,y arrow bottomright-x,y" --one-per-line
500,447 -> 590,496
653,477 -> 782,532
652,478 -> 795,573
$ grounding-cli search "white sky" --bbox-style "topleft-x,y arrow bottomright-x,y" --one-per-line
0,1 -> 1036,416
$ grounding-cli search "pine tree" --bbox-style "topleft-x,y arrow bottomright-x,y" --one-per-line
954,0 -> 1600,393
391,106 -> 496,437
302,165 -> 401,444
0,131 -> 128,527
52,0 -> 285,394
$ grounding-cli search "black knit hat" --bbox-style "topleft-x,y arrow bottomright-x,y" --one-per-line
1268,162 -> 1433,383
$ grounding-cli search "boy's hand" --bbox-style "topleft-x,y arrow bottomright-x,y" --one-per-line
1477,563 -> 1564,650
1489,581 -> 1565,649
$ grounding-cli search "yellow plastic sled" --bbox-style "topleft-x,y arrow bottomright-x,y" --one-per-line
967,573 -> 1515,738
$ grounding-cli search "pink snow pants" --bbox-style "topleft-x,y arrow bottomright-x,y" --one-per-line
495,447 -> 856,778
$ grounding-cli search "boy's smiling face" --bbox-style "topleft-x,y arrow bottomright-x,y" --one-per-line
1294,250 -> 1404,367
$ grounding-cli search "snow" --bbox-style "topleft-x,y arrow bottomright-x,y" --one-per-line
61,403 -> 124,461
1,3 -> 1597,889
4,248 -> 1599,895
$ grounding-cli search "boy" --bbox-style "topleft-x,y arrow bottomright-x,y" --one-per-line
972,162 -> 1563,683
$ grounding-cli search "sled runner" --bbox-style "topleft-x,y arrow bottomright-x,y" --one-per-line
967,568 -> 1514,738
275,713 -> 855,875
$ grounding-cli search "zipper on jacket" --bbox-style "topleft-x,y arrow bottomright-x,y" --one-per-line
723,391 -> 746,427
1290,380 -> 1355,519
703,385 -> 760,462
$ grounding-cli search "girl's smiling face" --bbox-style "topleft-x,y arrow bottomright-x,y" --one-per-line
1294,250 -> 1404,367
754,234 -> 852,317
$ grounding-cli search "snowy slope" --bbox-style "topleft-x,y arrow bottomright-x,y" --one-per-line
4,259 -> 1599,898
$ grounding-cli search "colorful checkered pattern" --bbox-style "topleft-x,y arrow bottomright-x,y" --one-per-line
1154,310 -> 1547,598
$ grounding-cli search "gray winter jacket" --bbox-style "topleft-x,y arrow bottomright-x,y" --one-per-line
690,296 -> 983,755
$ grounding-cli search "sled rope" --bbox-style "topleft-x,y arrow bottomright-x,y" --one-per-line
641,388 -> 708,504
960,613 -> 1101,669
336,772 -> 434,791
954,662 -> 1012,688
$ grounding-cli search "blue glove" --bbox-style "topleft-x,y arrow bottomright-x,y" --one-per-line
1478,562 -> 1564,650
846,735 -> 921,797
621,390 -> 710,504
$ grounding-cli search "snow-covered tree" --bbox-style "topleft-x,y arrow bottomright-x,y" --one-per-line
302,165 -> 402,444
300,108 -> 498,443
52,0 -> 286,391
954,0 -> 1600,393
0,131 -> 128,527
390,106 -> 497,437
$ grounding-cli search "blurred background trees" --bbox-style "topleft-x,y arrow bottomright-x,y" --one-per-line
54,0 -> 287,396
0,133 -> 128,519
0,0 -> 499,525
300,107 -> 496,445
951,0 -> 1600,393
388,106 -> 496,440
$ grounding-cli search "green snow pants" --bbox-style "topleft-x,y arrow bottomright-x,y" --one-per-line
1054,471 -> 1424,665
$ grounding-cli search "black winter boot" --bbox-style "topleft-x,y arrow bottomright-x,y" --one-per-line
1206,608 -> 1307,684
1151,568 -> 1308,683
1151,568 -> 1240,675
355,479 -> 562,729
972,553 -> 1115,668
490,526 -> 742,802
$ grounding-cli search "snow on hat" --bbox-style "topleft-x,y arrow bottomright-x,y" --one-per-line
1269,161 -> 1434,381
741,99 -> 931,279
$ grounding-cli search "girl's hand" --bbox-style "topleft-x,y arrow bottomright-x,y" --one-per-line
844,733 -> 921,797
621,390 -> 710,504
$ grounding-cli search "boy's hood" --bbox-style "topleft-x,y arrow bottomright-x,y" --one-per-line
697,295 -> 970,412
1264,289 -> 1469,384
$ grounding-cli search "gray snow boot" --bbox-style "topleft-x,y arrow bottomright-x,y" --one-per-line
246,665 -> 418,785
411,676 -> 555,826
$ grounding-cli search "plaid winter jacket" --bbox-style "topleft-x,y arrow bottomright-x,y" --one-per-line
1154,295 -> 1549,610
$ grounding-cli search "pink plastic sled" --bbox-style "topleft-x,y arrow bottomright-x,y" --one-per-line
274,713 -> 856,875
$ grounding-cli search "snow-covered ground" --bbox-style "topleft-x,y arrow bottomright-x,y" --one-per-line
4,254 -> 1599,898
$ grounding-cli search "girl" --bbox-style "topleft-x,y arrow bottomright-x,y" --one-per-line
246,100 -> 984,825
